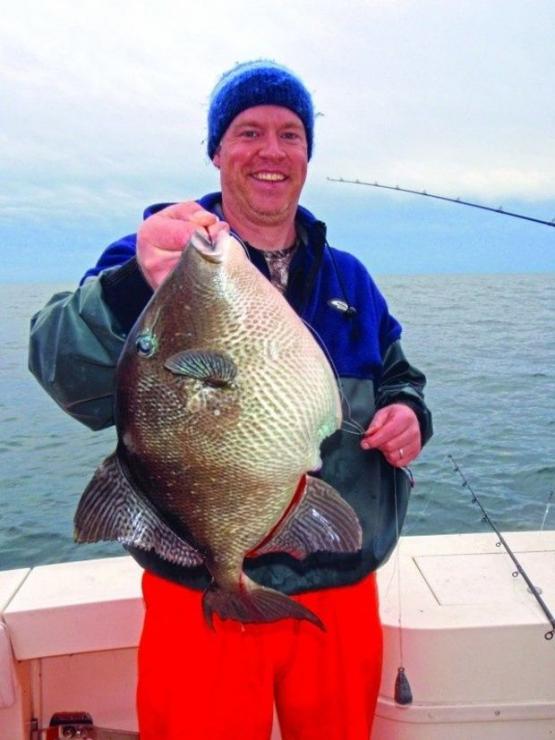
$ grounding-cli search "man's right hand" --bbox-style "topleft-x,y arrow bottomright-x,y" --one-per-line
137,202 -> 229,289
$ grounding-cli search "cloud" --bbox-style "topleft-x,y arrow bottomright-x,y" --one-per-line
1,0 -> 554,237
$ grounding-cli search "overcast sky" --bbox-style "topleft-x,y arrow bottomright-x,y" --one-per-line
1,0 -> 554,281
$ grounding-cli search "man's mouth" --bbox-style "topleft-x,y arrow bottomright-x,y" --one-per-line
251,172 -> 287,182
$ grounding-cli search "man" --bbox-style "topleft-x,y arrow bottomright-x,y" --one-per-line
29,60 -> 432,740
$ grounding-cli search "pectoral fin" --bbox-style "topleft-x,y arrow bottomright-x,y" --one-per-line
252,476 -> 362,560
74,452 -> 203,568
165,349 -> 237,387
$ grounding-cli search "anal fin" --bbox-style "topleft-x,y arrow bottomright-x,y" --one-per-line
252,475 -> 362,560
74,451 -> 203,568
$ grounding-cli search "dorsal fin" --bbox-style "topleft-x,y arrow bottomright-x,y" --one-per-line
74,451 -> 203,568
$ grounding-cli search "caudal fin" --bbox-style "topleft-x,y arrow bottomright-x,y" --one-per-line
202,576 -> 324,630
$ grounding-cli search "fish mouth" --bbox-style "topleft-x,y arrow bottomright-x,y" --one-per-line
189,230 -> 226,264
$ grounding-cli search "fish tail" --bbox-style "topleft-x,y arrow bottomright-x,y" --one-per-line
202,576 -> 324,630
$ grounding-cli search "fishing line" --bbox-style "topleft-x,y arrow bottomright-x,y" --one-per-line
340,427 -> 365,438
300,317 -> 365,438
327,177 -> 555,228
341,418 -> 366,435
540,490 -> 554,532
380,470 -> 413,703
402,488 -> 434,537
449,454 -> 555,641
393,467 -> 413,705
374,466 -> 417,604
229,230 -> 252,260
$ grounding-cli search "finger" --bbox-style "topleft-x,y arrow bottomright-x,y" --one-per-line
364,407 -> 391,436
362,432 -> 416,454
139,217 -> 207,254
383,440 -> 420,467
137,223 -> 207,289
360,410 -> 393,448
145,253 -> 182,290
189,210 -> 220,228
378,426 -> 420,452
362,421 -> 421,454
207,220 -> 230,241
361,422 -> 402,450
362,406 -> 419,450
384,437 -> 418,459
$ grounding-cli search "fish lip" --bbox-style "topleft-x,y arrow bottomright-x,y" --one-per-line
189,230 -> 225,263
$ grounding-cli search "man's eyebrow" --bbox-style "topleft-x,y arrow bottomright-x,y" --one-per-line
232,119 -> 304,130
232,120 -> 262,128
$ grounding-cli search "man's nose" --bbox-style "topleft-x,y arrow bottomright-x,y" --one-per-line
258,132 -> 286,158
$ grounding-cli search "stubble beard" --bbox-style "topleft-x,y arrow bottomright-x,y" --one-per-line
242,185 -> 299,227
249,202 -> 292,226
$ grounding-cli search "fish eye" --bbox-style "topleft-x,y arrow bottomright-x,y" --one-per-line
136,331 -> 157,358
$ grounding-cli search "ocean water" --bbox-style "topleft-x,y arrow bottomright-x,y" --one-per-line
1,274 -> 554,571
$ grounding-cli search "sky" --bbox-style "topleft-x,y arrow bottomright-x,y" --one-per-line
1,0 -> 554,282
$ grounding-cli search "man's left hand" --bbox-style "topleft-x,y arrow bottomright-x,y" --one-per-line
360,404 -> 421,468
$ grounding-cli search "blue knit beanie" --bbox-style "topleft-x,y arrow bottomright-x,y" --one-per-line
207,60 -> 314,160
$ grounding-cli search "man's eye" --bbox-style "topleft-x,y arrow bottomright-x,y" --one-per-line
282,131 -> 306,144
240,130 -> 258,138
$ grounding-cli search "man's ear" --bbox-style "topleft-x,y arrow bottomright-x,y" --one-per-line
213,146 -> 221,169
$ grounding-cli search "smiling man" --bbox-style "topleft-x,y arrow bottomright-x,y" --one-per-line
29,60 -> 432,740
213,105 -> 308,240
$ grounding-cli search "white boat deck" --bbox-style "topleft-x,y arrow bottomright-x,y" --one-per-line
1,531 -> 554,738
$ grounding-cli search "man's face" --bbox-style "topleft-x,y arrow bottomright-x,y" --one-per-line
213,105 -> 308,229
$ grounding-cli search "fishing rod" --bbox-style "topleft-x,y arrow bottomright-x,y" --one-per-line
449,454 -> 555,641
327,177 -> 555,228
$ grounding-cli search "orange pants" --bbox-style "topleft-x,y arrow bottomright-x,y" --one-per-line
137,571 -> 383,740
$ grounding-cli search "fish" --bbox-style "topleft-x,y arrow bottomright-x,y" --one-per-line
74,231 -> 362,628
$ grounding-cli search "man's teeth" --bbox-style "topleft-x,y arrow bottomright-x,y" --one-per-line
253,173 -> 286,181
